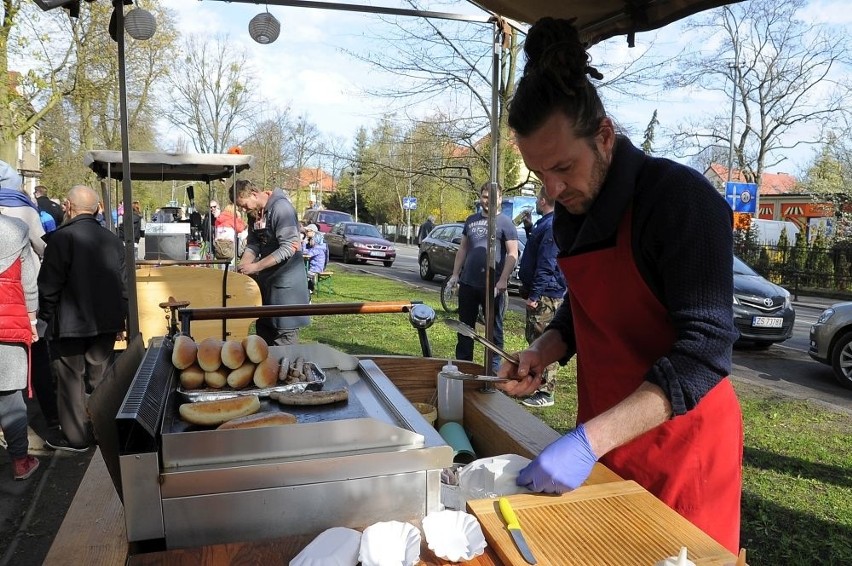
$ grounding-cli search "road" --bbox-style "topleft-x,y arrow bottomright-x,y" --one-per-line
334,243 -> 852,414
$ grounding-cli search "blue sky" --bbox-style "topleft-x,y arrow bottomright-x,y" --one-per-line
169,0 -> 850,176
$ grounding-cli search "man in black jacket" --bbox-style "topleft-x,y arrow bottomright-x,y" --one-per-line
34,185 -> 64,227
38,185 -> 127,452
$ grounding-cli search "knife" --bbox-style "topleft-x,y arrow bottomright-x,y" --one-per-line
499,497 -> 537,565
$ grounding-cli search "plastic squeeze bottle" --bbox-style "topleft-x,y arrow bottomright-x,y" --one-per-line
437,360 -> 462,428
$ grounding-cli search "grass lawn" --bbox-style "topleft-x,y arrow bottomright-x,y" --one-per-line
302,267 -> 852,564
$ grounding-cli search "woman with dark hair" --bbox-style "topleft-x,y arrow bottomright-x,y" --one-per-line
498,18 -> 743,553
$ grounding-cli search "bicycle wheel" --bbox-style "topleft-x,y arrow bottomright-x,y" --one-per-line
440,279 -> 459,313
477,290 -> 508,326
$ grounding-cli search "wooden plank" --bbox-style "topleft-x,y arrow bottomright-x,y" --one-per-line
44,449 -> 127,566
468,481 -> 738,566
135,266 -> 261,345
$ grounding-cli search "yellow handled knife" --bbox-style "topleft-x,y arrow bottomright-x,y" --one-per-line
499,497 -> 537,564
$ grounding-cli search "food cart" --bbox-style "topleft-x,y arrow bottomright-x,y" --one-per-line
84,150 -> 262,345
42,1 -> 747,564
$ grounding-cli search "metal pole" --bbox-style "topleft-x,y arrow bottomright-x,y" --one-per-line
483,19 -> 501,381
353,171 -> 358,222
407,143 -> 412,245
116,3 -> 139,339
726,60 -> 738,184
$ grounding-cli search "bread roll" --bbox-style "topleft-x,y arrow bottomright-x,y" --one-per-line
172,335 -> 198,370
271,388 -> 349,406
204,367 -> 229,389
217,411 -> 297,430
221,340 -> 246,369
253,357 -> 279,388
178,395 -> 261,426
227,362 -> 256,389
242,334 -> 269,364
179,363 -> 205,390
198,338 -> 224,372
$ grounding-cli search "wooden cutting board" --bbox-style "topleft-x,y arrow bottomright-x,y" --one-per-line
467,480 -> 738,566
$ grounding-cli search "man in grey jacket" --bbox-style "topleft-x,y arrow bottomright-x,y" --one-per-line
38,185 -> 127,452
233,182 -> 310,345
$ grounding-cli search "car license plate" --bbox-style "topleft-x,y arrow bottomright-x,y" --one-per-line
753,316 -> 783,328
369,251 -> 386,257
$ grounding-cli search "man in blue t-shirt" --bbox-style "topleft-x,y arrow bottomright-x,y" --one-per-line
447,182 -> 519,373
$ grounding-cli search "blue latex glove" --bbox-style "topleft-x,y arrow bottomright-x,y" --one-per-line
516,424 -> 598,494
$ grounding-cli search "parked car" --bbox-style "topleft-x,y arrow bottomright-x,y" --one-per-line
302,209 -> 353,233
418,223 -> 464,280
809,301 -> 852,389
325,222 -> 396,267
732,255 -> 795,348
418,221 -> 527,289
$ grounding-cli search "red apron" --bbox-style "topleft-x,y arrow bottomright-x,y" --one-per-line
559,208 -> 743,553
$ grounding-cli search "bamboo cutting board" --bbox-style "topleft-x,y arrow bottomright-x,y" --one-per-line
467,481 -> 738,566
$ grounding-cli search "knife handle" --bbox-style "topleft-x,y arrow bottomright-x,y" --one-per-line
499,497 -> 521,530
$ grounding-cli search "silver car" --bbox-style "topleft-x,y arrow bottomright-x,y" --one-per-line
809,301 -> 852,389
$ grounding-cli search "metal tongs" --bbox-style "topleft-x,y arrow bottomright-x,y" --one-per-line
444,319 -> 520,366
441,371 -> 510,384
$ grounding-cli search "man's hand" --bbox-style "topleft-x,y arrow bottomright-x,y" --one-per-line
525,298 -> 539,310
516,424 -> 598,494
495,278 -> 508,295
496,347 -> 545,398
238,262 -> 260,276
446,274 -> 459,290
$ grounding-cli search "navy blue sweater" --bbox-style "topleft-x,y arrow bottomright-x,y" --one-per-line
547,137 -> 738,416
518,211 -> 566,301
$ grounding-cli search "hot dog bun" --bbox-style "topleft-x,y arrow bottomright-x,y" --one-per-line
179,395 -> 261,426
204,367 -> 229,389
221,340 -> 246,369
227,362 -> 256,389
179,363 -> 205,390
197,338 -> 224,372
253,357 -> 279,388
172,335 -> 198,369
242,335 -> 269,364
217,411 -> 297,430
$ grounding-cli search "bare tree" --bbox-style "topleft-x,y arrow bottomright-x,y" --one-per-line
669,0 -> 851,185
165,34 -> 258,153
243,109 -> 293,190
343,5 -> 521,187
284,113 -> 321,212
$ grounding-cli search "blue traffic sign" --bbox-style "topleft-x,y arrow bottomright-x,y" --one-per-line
725,182 -> 758,213
403,196 -> 417,210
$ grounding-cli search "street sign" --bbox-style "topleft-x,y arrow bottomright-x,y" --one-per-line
403,196 -> 417,210
725,182 -> 758,214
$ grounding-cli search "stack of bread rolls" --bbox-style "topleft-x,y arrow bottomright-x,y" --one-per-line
171,335 -> 314,391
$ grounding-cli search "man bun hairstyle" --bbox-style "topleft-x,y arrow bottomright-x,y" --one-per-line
508,17 -> 607,140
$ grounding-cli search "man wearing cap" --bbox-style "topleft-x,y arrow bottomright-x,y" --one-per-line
302,224 -> 327,294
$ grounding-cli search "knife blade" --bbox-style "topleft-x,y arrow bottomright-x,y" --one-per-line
499,497 -> 537,565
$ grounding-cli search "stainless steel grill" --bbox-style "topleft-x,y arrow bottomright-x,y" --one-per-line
116,339 -> 452,549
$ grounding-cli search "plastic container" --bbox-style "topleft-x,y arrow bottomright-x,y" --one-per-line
437,360 -> 462,428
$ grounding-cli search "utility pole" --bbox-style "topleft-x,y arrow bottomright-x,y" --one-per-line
407,143 -> 412,245
350,168 -> 360,222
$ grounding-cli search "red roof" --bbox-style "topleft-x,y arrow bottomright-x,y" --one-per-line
706,164 -> 797,195
298,168 -> 336,193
